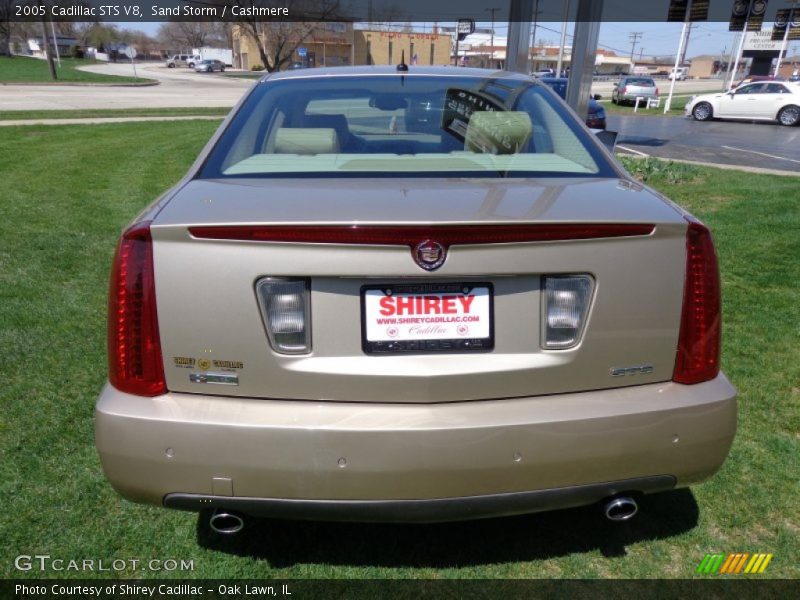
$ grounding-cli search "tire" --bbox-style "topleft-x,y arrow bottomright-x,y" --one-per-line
611,95 -> 617,105
167,63 -> 175,68
188,62 -> 194,68
777,105 -> 800,127
692,102 -> 713,121
220,66 -> 225,72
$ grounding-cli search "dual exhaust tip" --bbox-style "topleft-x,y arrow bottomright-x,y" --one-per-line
207,496 -> 638,533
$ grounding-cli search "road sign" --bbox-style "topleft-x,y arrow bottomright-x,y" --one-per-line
457,18 -> 475,41
124,46 -> 137,59
772,9 -> 800,40
297,47 -> 307,57
668,0 -> 709,23
746,0 -> 768,31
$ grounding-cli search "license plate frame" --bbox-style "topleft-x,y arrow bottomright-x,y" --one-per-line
361,282 -> 494,354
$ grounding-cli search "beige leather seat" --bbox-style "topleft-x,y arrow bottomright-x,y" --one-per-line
274,128 -> 340,154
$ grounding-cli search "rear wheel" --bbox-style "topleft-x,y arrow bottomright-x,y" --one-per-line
777,105 -> 800,126
220,66 -> 225,72
692,102 -> 713,121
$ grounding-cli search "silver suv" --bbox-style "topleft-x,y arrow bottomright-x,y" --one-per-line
166,54 -> 200,68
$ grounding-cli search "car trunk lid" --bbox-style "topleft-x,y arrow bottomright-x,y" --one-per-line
150,177 -> 687,403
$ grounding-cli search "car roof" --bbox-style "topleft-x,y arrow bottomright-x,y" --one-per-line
260,66 -> 534,83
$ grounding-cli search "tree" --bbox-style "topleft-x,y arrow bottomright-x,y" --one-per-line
0,0 -> 12,56
157,22 -> 224,52
235,0 -> 342,72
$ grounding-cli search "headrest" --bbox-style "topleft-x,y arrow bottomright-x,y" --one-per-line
274,128 -> 340,154
304,113 -> 350,134
464,111 -> 533,154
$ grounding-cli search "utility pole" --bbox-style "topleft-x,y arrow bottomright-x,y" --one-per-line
39,17 -> 57,80
629,31 -> 643,60
50,19 -> 61,67
485,7 -> 500,68
557,0 -> 571,77
531,0 -> 541,68
679,22 -> 693,65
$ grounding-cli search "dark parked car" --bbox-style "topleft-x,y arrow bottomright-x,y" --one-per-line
539,77 -> 606,129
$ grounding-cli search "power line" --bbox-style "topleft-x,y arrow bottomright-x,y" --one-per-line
628,31 -> 643,60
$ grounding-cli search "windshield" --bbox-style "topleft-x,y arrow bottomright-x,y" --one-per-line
199,73 -> 614,179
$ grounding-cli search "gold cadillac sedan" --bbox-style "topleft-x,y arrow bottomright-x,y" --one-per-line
95,67 -> 736,533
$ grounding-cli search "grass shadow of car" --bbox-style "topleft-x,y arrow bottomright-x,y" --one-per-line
195,489 -> 698,568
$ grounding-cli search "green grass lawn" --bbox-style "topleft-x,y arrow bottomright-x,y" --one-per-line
0,107 -> 231,121
0,55 -> 150,84
602,92 -> 720,117
1,123 -> 798,579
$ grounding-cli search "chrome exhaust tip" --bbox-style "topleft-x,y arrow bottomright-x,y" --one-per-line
209,509 -> 244,535
603,496 -> 638,522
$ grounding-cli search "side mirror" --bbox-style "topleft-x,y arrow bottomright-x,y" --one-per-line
593,94 -> 602,100
595,129 -> 617,152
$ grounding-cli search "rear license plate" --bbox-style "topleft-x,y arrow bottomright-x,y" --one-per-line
361,283 -> 494,354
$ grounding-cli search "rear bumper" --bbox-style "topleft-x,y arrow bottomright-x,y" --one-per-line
164,476 -> 675,523
95,374 -> 736,522
620,93 -> 658,102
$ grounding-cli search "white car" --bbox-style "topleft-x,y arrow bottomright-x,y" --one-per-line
685,81 -> 800,126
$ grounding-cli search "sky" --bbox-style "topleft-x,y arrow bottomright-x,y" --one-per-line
121,21 -> 800,60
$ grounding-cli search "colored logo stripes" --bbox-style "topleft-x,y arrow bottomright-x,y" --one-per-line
697,553 -> 773,574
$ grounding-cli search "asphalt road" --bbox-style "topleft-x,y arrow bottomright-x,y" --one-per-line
0,62 -> 252,111
0,63 -> 723,112
610,114 -> 800,173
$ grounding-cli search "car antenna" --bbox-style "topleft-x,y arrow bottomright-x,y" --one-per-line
397,50 -> 409,72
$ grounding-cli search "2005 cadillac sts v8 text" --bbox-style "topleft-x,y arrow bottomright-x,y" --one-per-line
95,67 -> 736,533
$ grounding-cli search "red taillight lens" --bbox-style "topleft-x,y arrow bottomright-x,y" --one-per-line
655,87 -> 659,96
189,224 -> 655,246
107,220 -> 167,396
673,219 -> 721,385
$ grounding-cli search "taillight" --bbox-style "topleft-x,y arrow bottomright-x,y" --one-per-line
656,86 -> 660,96
107,220 -> 167,396
673,219 -> 721,385
621,86 -> 627,95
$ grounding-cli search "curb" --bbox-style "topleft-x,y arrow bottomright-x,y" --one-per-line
0,80 -> 159,87
0,115 -> 224,127
619,153 -> 800,177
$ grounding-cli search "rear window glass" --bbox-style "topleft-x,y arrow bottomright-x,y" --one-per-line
624,78 -> 655,86
199,74 -> 615,179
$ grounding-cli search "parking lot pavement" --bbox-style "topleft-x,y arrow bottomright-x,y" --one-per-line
610,114 -> 800,173
591,78 -> 725,98
0,62 -> 252,111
